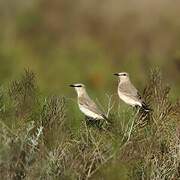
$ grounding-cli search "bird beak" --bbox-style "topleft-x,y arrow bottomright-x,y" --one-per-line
113,73 -> 119,76
69,84 -> 75,87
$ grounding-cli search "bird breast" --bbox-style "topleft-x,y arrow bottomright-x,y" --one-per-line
118,91 -> 142,107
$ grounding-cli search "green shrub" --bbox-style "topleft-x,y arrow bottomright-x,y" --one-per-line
0,69 -> 179,180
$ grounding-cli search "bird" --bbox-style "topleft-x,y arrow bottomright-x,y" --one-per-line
113,72 -> 150,112
69,83 -> 108,121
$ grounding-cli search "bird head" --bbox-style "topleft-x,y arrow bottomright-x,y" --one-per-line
69,83 -> 86,96
113,72 -> 130,82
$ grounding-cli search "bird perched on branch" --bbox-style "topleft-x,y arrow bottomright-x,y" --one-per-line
114,72 -> 150,112
70,83 -> 108,121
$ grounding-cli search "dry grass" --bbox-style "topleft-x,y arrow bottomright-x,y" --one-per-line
0,69 -> 179,180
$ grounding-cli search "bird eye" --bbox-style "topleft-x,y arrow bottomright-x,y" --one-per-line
123,74 -> 126,76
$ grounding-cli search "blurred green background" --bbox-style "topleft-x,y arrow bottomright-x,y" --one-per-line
0,0 -> 180,99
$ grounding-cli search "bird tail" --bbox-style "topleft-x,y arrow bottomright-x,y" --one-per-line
141,102 -> 152,112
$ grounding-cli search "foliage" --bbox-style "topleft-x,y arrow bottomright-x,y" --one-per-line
0,70 -> 179,180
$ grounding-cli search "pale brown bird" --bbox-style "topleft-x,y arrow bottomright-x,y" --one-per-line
70,83 -> 108,120
114,72 -> 150,112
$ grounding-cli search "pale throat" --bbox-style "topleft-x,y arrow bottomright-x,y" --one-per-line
76,88 -> 87,97
119,77 -> 129,84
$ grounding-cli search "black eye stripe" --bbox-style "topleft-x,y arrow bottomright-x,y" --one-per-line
120,74 -> 127,76
69,84 -> 83,87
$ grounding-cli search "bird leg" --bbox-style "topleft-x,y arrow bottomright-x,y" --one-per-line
85,116 -> 104,129
85,116 -> 95,126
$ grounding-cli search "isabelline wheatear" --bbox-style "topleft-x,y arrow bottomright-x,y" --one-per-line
70,83 -> 107,120
114,72 -> 150,112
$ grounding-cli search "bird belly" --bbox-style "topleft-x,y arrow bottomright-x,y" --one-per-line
118,92 -> 142,107
79,105 -> 103,120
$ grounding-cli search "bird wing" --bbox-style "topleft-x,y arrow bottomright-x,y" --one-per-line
119,81 -> 142,102
78,96 -> 105,117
